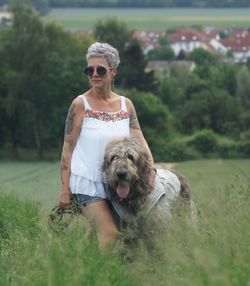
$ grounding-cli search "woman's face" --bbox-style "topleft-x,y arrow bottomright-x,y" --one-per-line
86,57 -> 116,88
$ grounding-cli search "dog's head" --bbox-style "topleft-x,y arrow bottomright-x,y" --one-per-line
103,137 -> 150,201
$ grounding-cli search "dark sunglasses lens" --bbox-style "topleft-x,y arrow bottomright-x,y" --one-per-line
84,66 -> 108,76
84,67 -> 94,76
97,66 -> 107,76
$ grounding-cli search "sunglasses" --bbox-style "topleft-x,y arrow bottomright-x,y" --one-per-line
83,66 -> 110,77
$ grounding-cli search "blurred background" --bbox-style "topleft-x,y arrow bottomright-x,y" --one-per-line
0,0 -> 250,162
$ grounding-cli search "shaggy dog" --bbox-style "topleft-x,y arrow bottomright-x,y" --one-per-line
103,137 -> 196,249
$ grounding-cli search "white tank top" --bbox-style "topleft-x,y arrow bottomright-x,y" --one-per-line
71,95 -> 130,182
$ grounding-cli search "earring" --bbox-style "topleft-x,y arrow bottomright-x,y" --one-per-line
88,80 -> 92,88
111,77 -> 115,88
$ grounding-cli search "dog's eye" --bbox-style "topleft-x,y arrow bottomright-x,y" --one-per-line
110,155 -> 117,163
128,154 -> 134,162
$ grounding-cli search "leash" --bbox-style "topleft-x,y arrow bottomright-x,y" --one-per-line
48,199 -> 81,233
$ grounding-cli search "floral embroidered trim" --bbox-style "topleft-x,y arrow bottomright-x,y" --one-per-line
85,110 -> 129,122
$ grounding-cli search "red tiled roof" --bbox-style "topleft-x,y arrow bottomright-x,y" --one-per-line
167,27 -> 207,43
220,34 -> 250,52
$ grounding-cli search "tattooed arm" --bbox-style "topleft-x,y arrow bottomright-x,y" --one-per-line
127,99 -> 156,191
59,97 -> 84,208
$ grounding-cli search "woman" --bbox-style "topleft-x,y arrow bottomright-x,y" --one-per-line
59,42 -> 155,253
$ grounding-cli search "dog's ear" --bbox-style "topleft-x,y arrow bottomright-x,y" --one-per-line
103,142 -> 113,171
103,152 -> 109,171
103,139 -> 120,171
136,145 -> 151,190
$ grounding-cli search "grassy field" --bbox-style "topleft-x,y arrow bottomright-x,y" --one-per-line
0,159 -> 249,209
42,8 -> 250,31
0,159 -> 250,285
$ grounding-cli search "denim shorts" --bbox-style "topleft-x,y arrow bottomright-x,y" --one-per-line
72,194 -> 105,207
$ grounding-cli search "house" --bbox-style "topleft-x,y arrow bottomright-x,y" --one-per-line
132,30 -> 165,54
0,12 -> 12,27
219,30 -> 250,63
167,27 -> 215,56
133,26 -> 250,63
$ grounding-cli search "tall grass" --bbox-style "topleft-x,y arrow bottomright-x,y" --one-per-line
0,194 -> 135,286
126,177 -> 250,286
0,160 -> 249,285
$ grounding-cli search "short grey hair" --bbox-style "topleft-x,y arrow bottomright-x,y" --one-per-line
86,42 -> 120,69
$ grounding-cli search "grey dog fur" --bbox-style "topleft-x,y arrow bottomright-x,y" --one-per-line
103,137 -> 197,244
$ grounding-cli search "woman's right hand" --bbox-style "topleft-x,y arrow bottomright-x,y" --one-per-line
59,190 -> 72,209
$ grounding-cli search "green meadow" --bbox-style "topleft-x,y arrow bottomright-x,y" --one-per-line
0,159 -> 250,285
42,8 -> 250,31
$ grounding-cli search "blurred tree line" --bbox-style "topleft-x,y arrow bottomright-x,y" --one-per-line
0,2 -> 250,161
1,0 -> 250,11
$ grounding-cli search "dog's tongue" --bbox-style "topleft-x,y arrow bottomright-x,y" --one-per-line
117,185 -> 129,199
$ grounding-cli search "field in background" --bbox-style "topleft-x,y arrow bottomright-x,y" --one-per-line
0,161 -> 60,210
0,159 -> 249,210
0,159 -> 250,285
42,8 -> 250,31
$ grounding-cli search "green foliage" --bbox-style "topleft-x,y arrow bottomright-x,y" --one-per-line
188,48 -> 218,65
188,129 -> 217,154
184,73 -> 210,99
236,66 -> 250,108
123,89 -> 170,159
0,193 -> 136,286
8,0 -> 49,14
94,17 -> 131,55
237,140 -> 250,157
0,194 -> 39,241
94,18 -> 155,90
147,45 -> 175,61
210,63 -> 238,96
124,39 -> 156,91
1,161 -> 250,285
0,194 -> 40,285
156,138 -> 201,161
1,3 -> 90,158
156,62 -> 192,108
179,88 -> 241,135
124,88 -> 169,126
0,3 -> 250,160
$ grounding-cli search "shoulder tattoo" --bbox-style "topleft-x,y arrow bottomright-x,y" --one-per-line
65,103 -> 76,135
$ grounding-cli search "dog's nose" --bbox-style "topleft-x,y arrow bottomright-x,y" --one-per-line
116,170 -> 127,179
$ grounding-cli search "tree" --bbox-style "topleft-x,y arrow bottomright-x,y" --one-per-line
3,3 -> 47,158
236,66 -> 250,108
211,63 -> 238,96
208,88 -> 240,135
184,73 -> 210,100
123,88 -> 170,160
8,0 -> 49,14
94,17 -> 155,91
94,17 -> 131,57
0,30 -> 10,149
122,38 -> 155,90
3,3 -> 90,158
179,88 -> 241,135
179,90 -> 211,133
147,46 -> 175,61
187,47 -> 218,65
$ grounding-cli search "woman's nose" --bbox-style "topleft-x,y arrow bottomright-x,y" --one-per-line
92,67 -> 99,76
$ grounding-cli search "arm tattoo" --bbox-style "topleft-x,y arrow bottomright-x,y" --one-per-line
60,155 -> 68,185
65,103 -> 76,135
129,107 -> 141,130
61,155 -> 68,171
